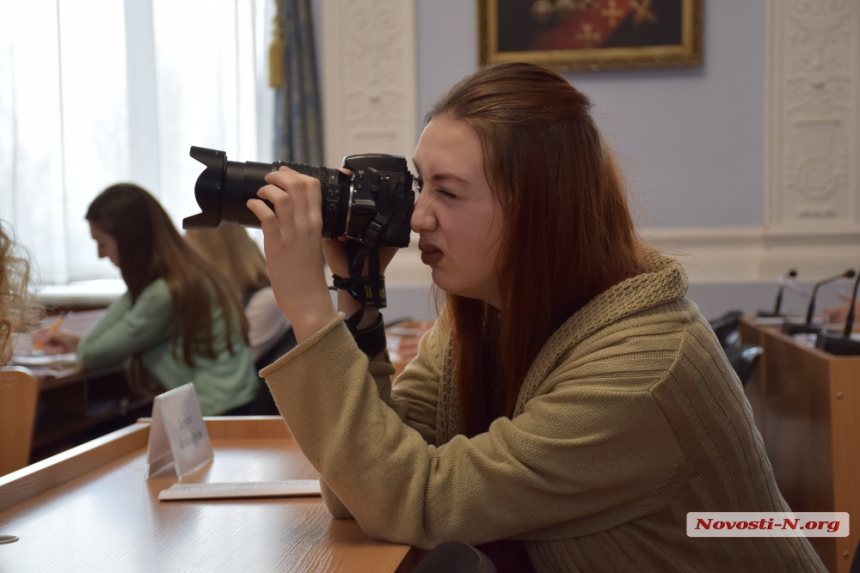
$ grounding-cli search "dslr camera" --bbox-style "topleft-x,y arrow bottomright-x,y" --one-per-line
183,146 -> 415,249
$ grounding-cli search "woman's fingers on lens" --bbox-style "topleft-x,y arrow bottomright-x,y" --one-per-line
300,172 -> 323,213
256,184 -> 296,225
256,181 -> 285,202
264,167 -> 314,195
257,169 -> 324,242
263,171 -> 319,212
276,171 -> 322,234
246,198 -> 279,232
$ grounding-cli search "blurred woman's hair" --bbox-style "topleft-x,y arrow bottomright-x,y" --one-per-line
428,62 -> 642,436
86,184 -> 248,366
0,221 -> 42,365
185,226 -> 269,303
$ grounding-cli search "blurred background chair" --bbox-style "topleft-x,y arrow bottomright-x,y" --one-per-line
0,367 -> 39,475
708,310 -> 763,388
723,344 -> 764,387
709,310 -> 743,349
250,328 -> 297,415
413,542 -> 497,573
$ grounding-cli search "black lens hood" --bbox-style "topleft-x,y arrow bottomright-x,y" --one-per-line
183,146 -> 226,229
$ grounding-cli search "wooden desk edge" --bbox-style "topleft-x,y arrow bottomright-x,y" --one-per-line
743,317 -> 860,362
0,421 -> 150,513
0,416 -> 292,514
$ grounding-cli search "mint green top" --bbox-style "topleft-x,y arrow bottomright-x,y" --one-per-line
77,278 -> 258,416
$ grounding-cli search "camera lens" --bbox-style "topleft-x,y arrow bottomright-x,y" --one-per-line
184,146 -> 415,249
183,146 -> 350,238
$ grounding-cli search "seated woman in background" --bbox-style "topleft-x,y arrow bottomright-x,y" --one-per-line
186,225 -> 294,414
248,63 -> 825,571
1,220 -> 41,365
36,184 -> 257,416
825,293 -> 860,326
185,226 -> 293,368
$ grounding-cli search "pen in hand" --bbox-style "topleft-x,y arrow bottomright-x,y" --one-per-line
33,310 -> 70,352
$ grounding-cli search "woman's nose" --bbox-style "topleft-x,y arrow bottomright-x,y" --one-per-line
410,192 -> 435,233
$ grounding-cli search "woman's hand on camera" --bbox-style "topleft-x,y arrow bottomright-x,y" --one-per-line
318,166 -> 398,282
247,166 -> 336,343
323,239 -> 399,329
322,239 -> 398,279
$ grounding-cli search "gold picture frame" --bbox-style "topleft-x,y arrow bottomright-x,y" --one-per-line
479,0 -> 703,72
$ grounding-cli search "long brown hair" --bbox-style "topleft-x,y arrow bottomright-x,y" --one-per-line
185,226 -> 269,302
429,63 -> 642,436
86,184 -> 248,366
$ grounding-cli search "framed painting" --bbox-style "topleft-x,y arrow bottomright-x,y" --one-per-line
479,0 -> 703,72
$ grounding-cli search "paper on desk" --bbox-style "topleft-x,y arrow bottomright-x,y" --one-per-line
10,353 -> 77,367
158,480 -> 321,501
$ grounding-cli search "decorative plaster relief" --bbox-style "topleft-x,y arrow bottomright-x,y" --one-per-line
769,0 -> 857,226
322,0 -> 416,166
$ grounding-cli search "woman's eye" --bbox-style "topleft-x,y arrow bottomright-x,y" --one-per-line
412,177 -> 455,199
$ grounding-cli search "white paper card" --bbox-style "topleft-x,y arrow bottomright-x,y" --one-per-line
145,383 -> 213,480
158,480 -> 321,501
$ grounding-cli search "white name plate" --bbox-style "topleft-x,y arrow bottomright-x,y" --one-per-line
159,480 -> 321,501
145,383 -> 214,481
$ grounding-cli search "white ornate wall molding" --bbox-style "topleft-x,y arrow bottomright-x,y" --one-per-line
765,0 -> 859,232
317,1 -> 860,298
320,0 -> 417,167
639,226 -> 860,284
648,1 -> 860,288
363,223 -> 860,287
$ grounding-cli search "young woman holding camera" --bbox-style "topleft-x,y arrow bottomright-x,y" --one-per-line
248,63 -> 825,572
37,184 -> 258,416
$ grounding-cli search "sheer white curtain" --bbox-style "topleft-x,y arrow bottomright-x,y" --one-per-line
0,0 -> 273,285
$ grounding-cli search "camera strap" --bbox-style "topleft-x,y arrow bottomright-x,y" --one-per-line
332,244 -> 386,332
332,178 -> 400,331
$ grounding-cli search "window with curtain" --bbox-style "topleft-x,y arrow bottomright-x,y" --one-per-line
0,0 -> 274,285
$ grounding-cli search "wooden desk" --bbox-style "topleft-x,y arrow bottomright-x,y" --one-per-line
30,367 -> 148,461
0,417 -> 415,572
386,320 -> 434,379
10,309 -> 111,394
9,310 -> 148,461
740,319 -> 860,573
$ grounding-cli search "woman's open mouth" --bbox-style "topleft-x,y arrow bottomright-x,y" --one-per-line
420,250 -> 442,266
419,242 -> 443,267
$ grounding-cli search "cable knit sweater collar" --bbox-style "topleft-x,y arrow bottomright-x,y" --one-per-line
513,246 -> 689,415
436,247 -> 689,440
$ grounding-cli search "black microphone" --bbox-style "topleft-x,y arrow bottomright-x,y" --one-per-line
757,268 -> 798,317
842,271 -> 860,337
782,269 -> 855,335
816,268 -> 860,355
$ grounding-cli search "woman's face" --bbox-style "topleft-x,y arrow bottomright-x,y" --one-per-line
411,117 -> 505,308
89,222 -> 120,267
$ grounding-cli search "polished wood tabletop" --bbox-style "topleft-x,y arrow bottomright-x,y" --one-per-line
0,417 -> 413,572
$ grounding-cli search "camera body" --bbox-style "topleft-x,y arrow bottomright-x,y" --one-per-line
183,146 -> 415,248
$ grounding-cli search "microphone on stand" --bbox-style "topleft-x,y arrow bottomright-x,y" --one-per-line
782,269 -> 856,335
757,268 -> 798,317
816,268 -> 860,355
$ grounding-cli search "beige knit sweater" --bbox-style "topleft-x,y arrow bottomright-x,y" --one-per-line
262,250 -> 826,572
